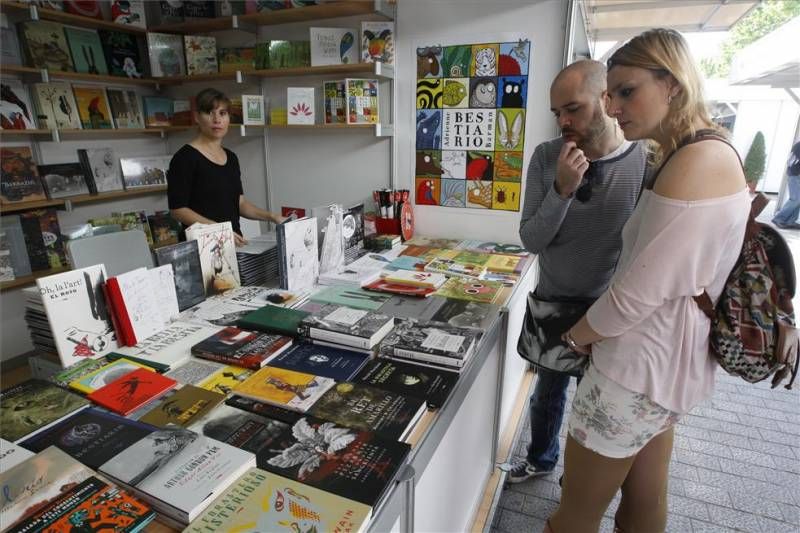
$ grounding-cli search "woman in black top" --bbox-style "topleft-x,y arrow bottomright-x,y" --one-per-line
167,88 -> 282,245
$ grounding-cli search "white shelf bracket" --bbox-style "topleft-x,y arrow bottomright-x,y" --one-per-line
50,129 -> 60,143
235,70 -> 245,84
29,5 -> 39,20
63,199 -> 73,212
375,124 -> 393,137
374,61 -> 394,80
231,15 -> 257,33
39,69 -> 49,83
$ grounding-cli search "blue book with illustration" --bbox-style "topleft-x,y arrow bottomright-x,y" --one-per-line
266,343 -> 370,381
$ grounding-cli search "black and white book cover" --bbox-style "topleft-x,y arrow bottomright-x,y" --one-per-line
155,240 -> 206,311
0,216 -> 32,277
99,427 -> 255,524
106,88 -> 145,129
342,203 -> 365,264
36,264 -> 118,367
427,298 -> 499,331
379,318 -> 481,361
156,0 -> 184,24
0,380 -> 90,443
299,303 -> 393,349
276,216 -> 318,292
37,162 -> 90,199
185,222 -> 241,296
1,80 -> 36,129
120,156 -> 170,189
354,358 -> 458,409
114,320 -> 221,370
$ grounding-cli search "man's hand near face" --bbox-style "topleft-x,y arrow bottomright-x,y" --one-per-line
554,141 -> 590,199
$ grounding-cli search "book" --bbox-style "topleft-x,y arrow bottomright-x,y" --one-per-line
32,82 -> 82,129
346,78 -> 378,124
175,294 -> 256,330
256,40 -> 310,69
216,0 -> 246,16
242,94 -> 265,125
225,394 -> 303,425
1,147 -> 46,204
309,382 -> 427,441
50,355 -> 109,386
18,20 -> 73,71
342,202 -> 365,263
63,0 -> 103,18
87,367 -> 177,416
98,427 -> 256,524
276,216 -> 319,291
37,162 -> 91,198
8,475 -> 155,532
1,217 -> 32,277
354,358 -> 458,409
114,321 -> 221,370
139,385 -> 225,428
172,97 -> 192,126
17,210 -> 49,271
361,21 -> 394,64
143,95 -> 173,127
0,380 -> 89,442
155,240 -> 206,311
147,32 -> 186,77
0,80 -> 36,129
363,278 -> 439,297
384,269 -> 447,289
486,253 -> 522,273
36,264 -> 119,366
323,79 -> 346,124
236,304 -> 309,337
106,351 -> 170,373
197,364 -> 253,395
310,27 -> 358,66
428,297 -> 499,330
184,35 -> 218,75
106,88 -> 145,128
310,285 -> 391,311
0,243 -> 13,282
155,0 -> 184,24
183,0 -> 215,18
435,277 -> 505,304
192,326 -> 294,369
78,147 -> 125,193
267,342 -> 370,381
147,210 -> 180,248
299,303 -> 394,350
235,366 -> 335,413
0,438 -> 34,471
218,47 -> 255,73
68,356 -> 153,394
106,267 -> 167,345
19,408 -> 155,469
120,155 -> 170,188
1,13 -> 22,66
287,87 -> 314,125
111,0 -> 146,28
64,26 -> 107,75
379,318 -> 482,369
98,30 -> 144,78
186,221 -> 241,294
186,467 -> 370,533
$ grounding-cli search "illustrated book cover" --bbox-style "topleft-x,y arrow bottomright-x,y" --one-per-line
191,326 -> 293,369
218,47 -> 256,73
287,87 -> 314,125
361,21 -> 394,64
98,30 -> 144,78
309,285 -> 390,311
147,32 -> 186,77
0,438 -> 34,471
87,367 -> 177,416
346,78 -> 378,124
354,358 -> 458,409
78,147 -> 124,193
276,216 -> 319,291
32,82 -> 82,129
186,221 -> 241,295
298,303 -> 394,349
0,379 -> 89,443
68,357 -> 152,394
37,162 -> 91,198
323,79 -> 346,124
18,20 -> 73,71
178,296 -> 258,329
139,384 -> 225,428
155,240 -> 206,311
143,95 -> 174,127
0,80 -> 36,129
378,318 -> 482,369
1,147 -> 46,204
184,35 -> 218,75
107,88 -> 145,128
111,0 -> 146,28
266,342 -> 370,381
148,211 -> 181,248
235,366 -> 335,413
242,93 -> 265,125
435,276 -> 505,304
64,26 -> 108,75
50,356 -> 110,387
120,155 -> 170,189
310,27 -> 358,66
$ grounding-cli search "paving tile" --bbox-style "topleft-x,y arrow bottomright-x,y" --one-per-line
689,518 -> 739,532
498,489 -> 525,512
706,503 -> 763,532
520,495 -> 559,520
756,516 -> 798,533
674,434 -> 692,450
743,404 -> 792,422
508,478 -> 560,500
675,449 -> 722,471
736,413 -> 782,431
491,508 -> 503,530
702,429 -> 752,449
722,393 -> 764,408
777,502 -> 799,525
768,469 -> 800,488
709,398 -> 739,413
717,457 -> 770,482
666,513 -> 693,533
772,454 -> 800,474
728,490 -> 784,520
693,407 -> 741,422
749,438 -> 796,459
691,466 -> 746,491
497,509 -> 545,533
689,439 -> 734,459
683,415 -> 762,438
668,477 -> 686,497
667,494 -> 711,521
669,461 -> 701,482
676,424 -> 712,440
598,517 -> 615,533
681,480 -> 732,507
729,446 -> 778,468
737,478 -> 796,505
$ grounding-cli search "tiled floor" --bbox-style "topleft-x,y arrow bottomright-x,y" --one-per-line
490,199 -> 800,533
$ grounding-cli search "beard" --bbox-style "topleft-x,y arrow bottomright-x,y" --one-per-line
562,104 -> 607,150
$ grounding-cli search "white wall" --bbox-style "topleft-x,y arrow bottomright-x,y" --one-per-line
395,0 -> 565,243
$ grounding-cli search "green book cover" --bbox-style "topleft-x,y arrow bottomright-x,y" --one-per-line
51,357 -> 109,388
64,26 -> 108,75
236,305 -> 310,337
310,286 -> 391,311
255,40 -> 311,69
18,20 -> 73,72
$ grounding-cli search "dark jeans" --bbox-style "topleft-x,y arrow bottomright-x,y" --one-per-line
526,366 -> 572,471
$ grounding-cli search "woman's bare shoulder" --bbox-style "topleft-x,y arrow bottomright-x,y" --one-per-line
653,139 -> 746,201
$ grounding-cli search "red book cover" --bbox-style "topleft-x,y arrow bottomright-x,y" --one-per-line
191,326 -> 293,370
281,206 -> 306,220
101,281 -> 125,345
87,367 -> 176,416
362,278 -> 437,298
105,277 -> 136,346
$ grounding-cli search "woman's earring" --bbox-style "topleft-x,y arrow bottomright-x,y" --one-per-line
667,94 -> 673,105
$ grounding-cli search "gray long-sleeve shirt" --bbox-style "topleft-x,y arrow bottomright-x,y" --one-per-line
519,137 -> 648,299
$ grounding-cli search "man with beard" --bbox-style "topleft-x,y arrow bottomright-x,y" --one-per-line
509,60 -> 648,483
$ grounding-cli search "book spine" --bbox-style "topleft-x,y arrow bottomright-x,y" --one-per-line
308,326 -> 371,349
77,150 -> 98,194
191,349 -> 261,370
101,281 -> 125,348
380,354 -> 464,374
276,223 -> 288,290
105,277 -> 137,346
384,347 -> 465,368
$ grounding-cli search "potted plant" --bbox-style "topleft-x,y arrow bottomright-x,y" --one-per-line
743,131 -> 766,193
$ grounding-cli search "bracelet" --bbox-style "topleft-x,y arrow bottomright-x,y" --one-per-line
564,332 -> 579,350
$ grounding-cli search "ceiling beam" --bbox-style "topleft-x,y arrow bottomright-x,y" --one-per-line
589,0 -> 751,14
591,23 -> 732,40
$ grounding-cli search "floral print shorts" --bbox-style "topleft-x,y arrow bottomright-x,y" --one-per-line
568,364 -> 681,458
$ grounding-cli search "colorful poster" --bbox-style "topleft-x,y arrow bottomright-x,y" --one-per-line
414,39 -> 530,212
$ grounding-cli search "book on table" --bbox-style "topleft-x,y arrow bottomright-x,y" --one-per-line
298,303 -> 394,350
154,240 -> 207,312
354,358 -> 459,409
68,356 -> 153,394
0,380 -> 89,443
235,304 -> 310,337
378,318 -> 482,370
113,320 -> 222,371
276,216 -> 319,292
234,366 -> 335,413
0,438 -> 33,471
138,384 -> 225,428
266,342 -> 370,381
191,326 -> 294,370
185,221 -> 241,296
87,367 -> 177,416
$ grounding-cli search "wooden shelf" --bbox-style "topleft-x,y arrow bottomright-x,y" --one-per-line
1,266 -> 70,292
255,62 -> 393,79
0,64 -> 41,76
0,128 -> 52,137
1,64 -> 161,86
157,72 -> 240,84
269,123 -> 375,129
0,198 -> 65,214
67,186 -> 167,207
149,15 -> 235,34
0,0 -> 146,34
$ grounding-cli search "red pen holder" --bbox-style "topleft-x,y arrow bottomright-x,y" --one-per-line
375,216 -> 401,235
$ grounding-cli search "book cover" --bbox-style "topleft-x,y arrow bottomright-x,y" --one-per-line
114,321 -> 221,370
276,216 -> 318,291
0,80 -> 37,129
225,395 -> 303,425
37,162 -> 91,199
310,285 -> 390,311
155,240 -> 206,311
310,27 -> 358,66
362,278 -> 438,298
268,342 -> 369,381
379,318 -> 481,364
50,356 -> 109,387
17,211 -> 49,271
139,385 -> 225,428
0,438 -> 34,471
87,367 -> 177,416
346,78 -> 379,124
0,245 -> 14,282
107,267 -> 166,344
256,40 -> 310,69
18,20 -> 73,71
147,32 -> 185,77
156,0 -> 184,24
228,96 -> 243,124
19,408 -> 155,469
120,155 -> 170,188
486,253 -> 522,273
218,47 -> 255,73
309,382 -> 426,441
106,351 -> 170,373
187,468 -> 370,533
235,366 -> 335,413
1,13 -> 22,66
78,147 -> 124,193
36,264 -> 119,366
98,30 -> 144,78
299,303 -> 394,349
197,364 -> 253,396
111,0 -> 146,28
32,82 -> 82,129
0,380 -> 89,442
435,277 -> 504,304
186,402 -> 292,457
68,357 -> 152,394
342,202 -> 365,263
216,0 -> 246,16
361,21 -> 394,64
106,88 -> 145,128
172,98 -> 192,126
242,94 -> 264,125
287,87 -> 314,125
98,427 -> 256,523
186,221 -> 241,295
384,269 -> 447,289
63,1 -> 103,18
1,147 -> 46,204
191,325 -> 292,366
183,0 -> 215,18
143,95 -> 173,127
236,304 -> 309,337
64,26 -> 108,75
148,211 -> 181,248
184,35 -> 218,75
165,358 -> 224,386
323,80 -> 346,124
34,208 -> 67,267
428,298 -> 499,330
354,358 -> 458,408
8,475 -> 155,533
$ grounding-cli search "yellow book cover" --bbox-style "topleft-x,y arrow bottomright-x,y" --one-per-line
186,468 -> 371,533
198,365 -> 253,396
69,358 -> 153,394
72,86 -> 113,129
234,366 -> 335,412
486,254 -> 521,274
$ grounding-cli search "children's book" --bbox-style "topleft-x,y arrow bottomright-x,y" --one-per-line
78,147 -> 124,193
1,147 -> 46,205
323,80 -> 345,124
120,155 -> 170,189
107,88 -> 145,128
218,47 -> 255,73
361,21 -> 394,64
64,26 -> 108,75
155,240 -> 206,311
87,367 -> 177,416
234,365 -> 335,413
185,221 -> 241,295
71,85 -> 114,129
147,32 -> 186,77
18,20 -> 73,71
98,30 -> 144,78
435,277 -> 505,304
242,94 -> 264,125
0,380 -> 89,442
276,216 -> 318,292
0,80 -> 36,129
346,78 -> 379,124
37,162 -> 91,199
184,35 -> 218,75
111,0 -> 146,28
143,95 -> 173,127
32,82 -> 81,129
287,87 -> 314,125
310,27 -> 358,66
69,356 -> 153,394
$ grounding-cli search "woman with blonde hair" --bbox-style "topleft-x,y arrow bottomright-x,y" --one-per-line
545,29 -> 750,532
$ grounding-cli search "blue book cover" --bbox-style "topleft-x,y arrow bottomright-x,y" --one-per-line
267,343 -> 370,381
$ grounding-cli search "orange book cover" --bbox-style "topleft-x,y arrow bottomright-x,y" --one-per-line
234,366 -> 335,412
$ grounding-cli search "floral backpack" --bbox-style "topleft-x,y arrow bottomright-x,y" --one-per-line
658,130 -> 799,389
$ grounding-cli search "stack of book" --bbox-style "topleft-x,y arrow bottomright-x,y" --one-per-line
378,318 -> 483,373
236,234 -> 279,286
298,303 -> 394,352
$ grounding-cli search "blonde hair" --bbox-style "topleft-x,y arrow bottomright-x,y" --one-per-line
607,28 -> 721,161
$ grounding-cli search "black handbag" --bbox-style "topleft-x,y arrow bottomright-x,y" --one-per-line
516,292 -> 594,376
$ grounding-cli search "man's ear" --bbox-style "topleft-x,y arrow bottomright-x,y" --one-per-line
600,90 -> 610,113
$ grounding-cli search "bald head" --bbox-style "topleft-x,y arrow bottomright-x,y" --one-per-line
551,60 -> 607,96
